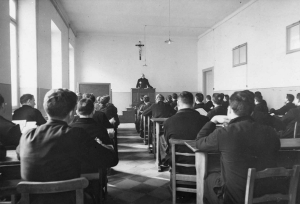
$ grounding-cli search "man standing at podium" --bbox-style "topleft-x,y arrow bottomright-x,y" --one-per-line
136,74 -> 153,89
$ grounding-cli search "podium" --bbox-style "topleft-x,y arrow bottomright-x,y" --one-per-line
131,88 -> 156,106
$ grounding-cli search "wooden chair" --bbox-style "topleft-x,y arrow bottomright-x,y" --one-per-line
169,139 -> 197,204
17,177 -> 89,204
245,165 -> 300,204
0,164 -> 21,204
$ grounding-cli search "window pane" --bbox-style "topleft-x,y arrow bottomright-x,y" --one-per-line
240,45 -> 247,64
233,48 -> 239,66
9,0 -> 16,20
289,24 -> 300,50
10,23 -> 18,107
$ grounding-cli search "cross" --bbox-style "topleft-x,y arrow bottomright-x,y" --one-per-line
135,41 -> 144,60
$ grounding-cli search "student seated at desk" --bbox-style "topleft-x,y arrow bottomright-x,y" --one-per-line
170,93 -> 178,111
206,93 -> 227,120
0,94 -> 21,147
13,94 -> 46,126
162,91 -> 209,169
280,93 -> 300,138
142,94 -> 175,119
254,94 -> 268,113
70,98 -> 112,145
196,91 -> 280,204
204,95 -> 214,112
270,94 -> 296,115
17,88 -> 118,204
193,93 -> 205,110
138,95 -> 152,137
222,94 -> 229,110
98,95 -> 120,129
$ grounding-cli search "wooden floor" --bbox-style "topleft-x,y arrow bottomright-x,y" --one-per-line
105,123 -> 196,204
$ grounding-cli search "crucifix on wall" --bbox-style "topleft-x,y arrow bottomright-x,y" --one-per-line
135,41 -> 144,60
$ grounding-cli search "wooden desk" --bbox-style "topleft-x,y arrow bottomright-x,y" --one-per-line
185,139 -> 300,204
0,150 -> 20,166
143,115 -> 151,145
150,118 -> 168,172
131,88 -> 155,106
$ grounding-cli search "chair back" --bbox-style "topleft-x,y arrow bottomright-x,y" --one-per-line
169,139 -> 196,204
245,165 -> 300,204
17,177 -> 89,204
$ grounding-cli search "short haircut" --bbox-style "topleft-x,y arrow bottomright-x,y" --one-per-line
44,89 -> 77,119
77,92 -> 83,102
195,93 -> 204,102
143,95 -> 150,103
212,93 -> 223,105
286,94 -> 295,102
167,95 -> 172,101
156,94 -> 164,101
297,93 -> 300,101
172,93 -> 178,100
20,94 -> 34,104
224,94 -> 229,101
82,93 -> 95,103
206,95 -> 211,100
99,95 -> 110,105
229,91 -> 255,116
254,95 -> 263,103
179,91 -> 193,106
77,98 -> 94,116
219,93 -> 224,101
0,94 -> 4,106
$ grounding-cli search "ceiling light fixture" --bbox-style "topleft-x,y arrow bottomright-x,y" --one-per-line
143,25 -> 147,67
165,0 -> 173,44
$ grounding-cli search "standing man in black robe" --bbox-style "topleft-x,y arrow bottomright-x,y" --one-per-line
136,74 -> 153,89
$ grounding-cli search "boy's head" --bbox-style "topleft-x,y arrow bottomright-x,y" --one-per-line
195,93 -> 204,103
20,94 -> 35,107
229,91 -> 255,118
99,95 -> 110,105
206,95 -> 211,101
212,93 -> 223,106
77,98 -> 94,116
172,93 -> 178,100
82,93 -> 96,103
254,95 -> 263,105
44,89 -> 77,121
143,95 -> 150,103
178,91 -> 193,109
286,94 -> 294,103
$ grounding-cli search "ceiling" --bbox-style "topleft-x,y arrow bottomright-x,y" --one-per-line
59,0 -> 252,37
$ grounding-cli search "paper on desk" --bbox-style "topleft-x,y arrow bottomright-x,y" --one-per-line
12,120 -> 27,131
195,108 -> 207,116
21,122 -> 37,134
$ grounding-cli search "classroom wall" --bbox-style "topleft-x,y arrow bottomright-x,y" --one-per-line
0,0 -> 12,120
36,0 -> 70,114
75,34 -> 198,113
197,0 -> 300,109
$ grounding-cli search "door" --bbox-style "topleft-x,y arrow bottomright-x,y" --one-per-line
203,68 -> 214,97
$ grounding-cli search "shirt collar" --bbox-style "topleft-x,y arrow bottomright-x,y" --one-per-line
229,115 -> 254,124
47,119 -> 68,126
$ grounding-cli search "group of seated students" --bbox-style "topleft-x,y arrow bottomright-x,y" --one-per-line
0,89 -> 119,203
135,90 -> 300,203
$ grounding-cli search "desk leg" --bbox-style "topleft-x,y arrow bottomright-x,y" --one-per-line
152,122 -> 156,157
143,116 -> 147,144
156,123 -> 161,172
147,117 -> 151,147
196,152 -> 207,204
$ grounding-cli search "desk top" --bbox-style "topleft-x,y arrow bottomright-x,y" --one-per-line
185,138 -> 300,153
150,118 -> 168,122
0,150 -> 19,165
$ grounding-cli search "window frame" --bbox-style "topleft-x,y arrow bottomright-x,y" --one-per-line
10,0 -> 19,109
232,43 -> 247,67
286,21 -> 300,54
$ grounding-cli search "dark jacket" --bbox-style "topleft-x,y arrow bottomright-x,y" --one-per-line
196,116 -> 280,204
0,116 -> 21,147
170,100 -> 177,110
193,102 -> 205,110
206,106 -> 227,120
136,78 -> 152,88
70,118 -> 112,145
13,105 -> 46,126
254,103 -> 268,113
142,101 -> 174,118
99,103 -> 120,128
222,101 -> 229,110
280,106 -> 300,138
17,119 -> 118,204
251,111 -> 285,131
164,108 -> 209,172
272,102 -> 296,115
204,101 -> 214,112
138,102 -> 152,115
93,111 -> 113,128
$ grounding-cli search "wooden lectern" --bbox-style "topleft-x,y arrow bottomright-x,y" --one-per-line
131,88 -> 156,106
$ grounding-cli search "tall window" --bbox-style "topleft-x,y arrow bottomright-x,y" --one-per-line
51,21 -> 62,89
69,43 -> 75,91
287,21 -> 300,54
10,0 -> 18,107
233,43 -> 247,67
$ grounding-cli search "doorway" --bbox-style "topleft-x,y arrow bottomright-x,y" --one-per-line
203,67 -> 214,98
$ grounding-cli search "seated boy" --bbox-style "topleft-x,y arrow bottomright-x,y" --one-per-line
71,98 -> 112,146
17,89 -> 118,204
270,94 -> 296,115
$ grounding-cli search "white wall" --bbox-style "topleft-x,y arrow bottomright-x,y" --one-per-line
198,0 -> 300,109
76,34 -> 198,113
